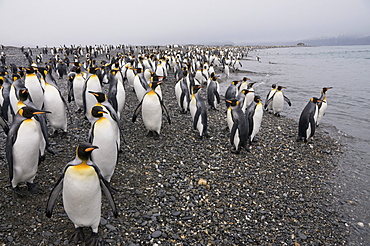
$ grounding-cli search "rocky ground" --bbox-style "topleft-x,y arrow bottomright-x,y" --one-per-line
0,47 -> 350,245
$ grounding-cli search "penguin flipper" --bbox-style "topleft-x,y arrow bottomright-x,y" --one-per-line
284,96 -> 292,106
46,173 -> 65,218
215,90 -> 221,104
193,109 -> 201,130
6,118 -> 22,183
132,100 -> 143,123
264,96 -> 273,109
91,165 -> 118,218
158,94 -> 171,124
230,120 -> 238,145
0,115 -> 9,135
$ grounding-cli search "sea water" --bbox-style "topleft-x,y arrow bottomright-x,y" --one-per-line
220,45 -> 370,244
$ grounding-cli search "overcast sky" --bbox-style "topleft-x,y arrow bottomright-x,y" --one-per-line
1,0 -> 370,47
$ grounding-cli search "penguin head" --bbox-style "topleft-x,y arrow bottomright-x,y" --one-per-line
231,80 -> 240,85
211,75 -> 219,81
310,97 -> 323,104
322,87 -> 332,93
76,143 -> 99,162
18,106 -> 51,119
88,67 -> 99,74
18,88 -> 29,101
253,95 -> 262,103
91,105 -> 107,118
271,84 -> 277,89
240,89 -> 251,95
135,68 -> 143,74
247,82 -> 256,88
192,84 -> 202,94
25,67 -> 36,74
242,77 -> 250,82
277,86 -> 285,91
0,76 -> 3,88
225,99 -> 239,107
88,91 -> 106,103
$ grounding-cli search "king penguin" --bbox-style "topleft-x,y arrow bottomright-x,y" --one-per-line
6,106 -> 51,196
24,66 -> 44,110
225,99 -> 249,154
68,66 -> 86,112
83,67 -> 102,122
297,97 -> 323,142
265,86 -> 291,116
207,75 -> 220,110
316,87 -> 332,127
89,106 -> 119,183
175,70 -> 190,114
225,80 -> 241,108
107,69 -> 125,119
246,95 -> 263,143
189,85 -> 208,138
42,67 -> 68,135
132,80 -> 171,140
46,143 -> 117,245
264,84 -> 277,113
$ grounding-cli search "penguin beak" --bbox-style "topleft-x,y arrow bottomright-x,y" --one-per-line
33,110 -> 51,115
225,100 -> 232,103
86,146 -> 99,152
98,110 -> 107,114
88,91 -> 99,96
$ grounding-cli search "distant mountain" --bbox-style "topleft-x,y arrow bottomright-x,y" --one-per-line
296,35 -> 370,46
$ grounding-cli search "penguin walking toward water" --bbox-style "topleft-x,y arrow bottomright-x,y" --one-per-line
265,86 -> 291,116
46,143 -> 117,245
132,80 -> 171,140
264,84 -> 277,113
316,87 -> 332,127
225,80 -> 241,108
89,106 -> 119,182
225,99 -> 249,154
297,97 -> 323,142
6,106 -> 51,196
190,85 -> 208,138
246,96 -> 263,143
207,75 -> 220,110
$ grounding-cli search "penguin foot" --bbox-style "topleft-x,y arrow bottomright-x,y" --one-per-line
27,182 -> 44,194
153,132 -> 160,140
147,131 -> 153,137
86,232 -> 100,246
70,227 -> 84,243
230,147 -> 240,154
13,186 -> 28,197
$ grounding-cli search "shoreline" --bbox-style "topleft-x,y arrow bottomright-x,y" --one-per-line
0,46 -> 350,245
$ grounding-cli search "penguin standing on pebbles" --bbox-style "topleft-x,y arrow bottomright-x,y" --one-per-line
132,79 -> 171,140
89,106 -> 118,182
190,85 -> 208,138
207,75 -> 220,110
297,97 -> 322,142
265,86 -> 291,116
225,80 -> 240,108
316,87 -> 332,127
264,84 -> 277,113
246,96 -> 263,143
46,143 -> 117,245
6,106 -> 51,196
225,99 -> 249,154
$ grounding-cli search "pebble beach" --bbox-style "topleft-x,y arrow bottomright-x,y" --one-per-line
0,45 -> 350,245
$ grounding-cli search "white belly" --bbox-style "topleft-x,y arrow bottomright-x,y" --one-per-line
91,119 -> 118,182
11,120 -> 41,187
63,166 -> 101,231
44,84 -> 67,131
73,75 -> 85,109
25,74 -> 44,109
273,92 -> 284,113
142,93 -> 162,133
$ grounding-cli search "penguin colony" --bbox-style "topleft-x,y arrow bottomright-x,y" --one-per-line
0,44 -> 332,244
